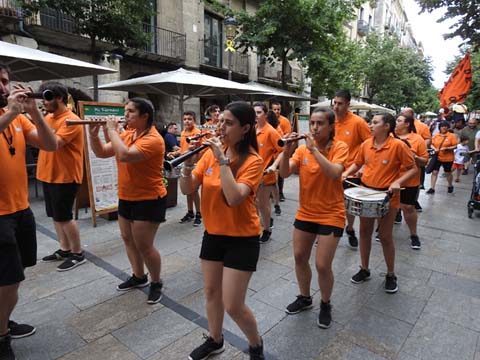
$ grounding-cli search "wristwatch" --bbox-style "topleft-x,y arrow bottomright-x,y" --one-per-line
219,158 -> 230,166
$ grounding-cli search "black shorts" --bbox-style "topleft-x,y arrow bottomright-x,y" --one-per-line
200,232 -> 260,272
0,208 -> 36,286
294,219 -> 344,237
343,177 -> 361,190
118,196 -> 167,223
432,161 -> 453,173
43,182 -> 79,222
400,187 -> 419,205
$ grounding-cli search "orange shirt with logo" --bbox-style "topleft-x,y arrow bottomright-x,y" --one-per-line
291,141 -> 349,228
278,115 -> 292,135
193,149 -> 263,236
180,127 -> 201,153
335,111 -> 371,168
256,123 -> 283,185
36,109 -> 84,184
0,111 -> 35,215
414,119 -> 431,141
400,133 -> 428,187
355,136 -> 415,208
431,132 -> 457,162
117,127 -> 167,201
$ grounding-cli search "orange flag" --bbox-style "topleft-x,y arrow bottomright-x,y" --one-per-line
439,52 -> 473,110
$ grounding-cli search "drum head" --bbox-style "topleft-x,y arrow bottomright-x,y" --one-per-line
344,187 -> 386,201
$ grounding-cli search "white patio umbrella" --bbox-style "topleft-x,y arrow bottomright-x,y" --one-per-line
0,40 -> 116,81
310,99 -> 333,108
311,99 -> 375,110
370,104 -> 396,114
424,111 -> 437,116
245,81 -> 312,101
97,68 -> 265,117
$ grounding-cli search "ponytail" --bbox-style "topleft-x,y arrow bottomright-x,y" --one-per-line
379,112 -> 411,148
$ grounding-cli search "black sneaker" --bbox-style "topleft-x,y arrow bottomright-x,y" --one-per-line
56,252 -> 86,272
394,210 -> 402,224
188,334 -> 225,360
249,338 -> 265,360
385,273 -> 398,293
260,230 -> 271,244
351,267 -> 371,284
180,212 -> 194,223
0,334 -> 14,360
414,201 -> 423,212
345,228 -> 358,249
410,235 -> 421,250
285,295 -> 313,314
279,193 -> 286,202
270,217 -> 274,230
448,186 -> 454,193
274,205 -> 281,216
317,301 -> 332,329
419,184 -> 425,190
426,188 -> 435,194
42,249 -> 71,262
117,274 -> 149,291
193,213 -> 202,227
8,320 -> 36,339
462,169 -> 468,175
147,282 -> 163,304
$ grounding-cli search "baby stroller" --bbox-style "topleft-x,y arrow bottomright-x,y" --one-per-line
467,152 -> 480,218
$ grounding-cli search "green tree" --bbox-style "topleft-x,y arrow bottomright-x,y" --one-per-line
235,0 -> 361,89
415,0 -> 480,50
20,0 -> 154,100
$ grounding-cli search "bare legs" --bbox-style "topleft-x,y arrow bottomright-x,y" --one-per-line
53,220 -> 81,253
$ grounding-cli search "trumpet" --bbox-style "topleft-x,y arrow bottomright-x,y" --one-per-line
66,117 -> 126,126
164,135 -> 223,172
278,134 -> 307,147
186,131 -> 215,143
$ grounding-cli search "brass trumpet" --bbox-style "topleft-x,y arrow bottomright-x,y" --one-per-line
66,117 -> 126,126
278,134 -> 307,147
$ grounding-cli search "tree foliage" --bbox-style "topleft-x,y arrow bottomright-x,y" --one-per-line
415,0 -> 480,50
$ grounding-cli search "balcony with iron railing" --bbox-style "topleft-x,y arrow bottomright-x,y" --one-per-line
0,0 -> 23,21
357,19 -> 370,36
200,43 -> 249,76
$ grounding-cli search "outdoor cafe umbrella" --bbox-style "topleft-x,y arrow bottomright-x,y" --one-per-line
0,40 -> 116,82
245,81 -> 312,101
97,68 -> 264,117
311,99 -> 374,110
424,111 -> 437,116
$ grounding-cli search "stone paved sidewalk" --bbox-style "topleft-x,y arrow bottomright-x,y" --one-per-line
10,171 -> 480,360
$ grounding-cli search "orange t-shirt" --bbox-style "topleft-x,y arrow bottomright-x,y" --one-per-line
355,136 -> 415,208
193,149 -> 263,236
36,109 -> 84,184
117,127 -> 167,200
180,127 -> 201,153
0,111 -> 35,215
400,133 -> 428,187
414,119 -> 431,141
291,141 -> 348,228
278,115 -> 292,135
256,123 -> 283,185
335,111 -> 371,168
431,132 -> 457,162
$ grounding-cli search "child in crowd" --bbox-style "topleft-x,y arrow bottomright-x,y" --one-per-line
453,135 -> 469,183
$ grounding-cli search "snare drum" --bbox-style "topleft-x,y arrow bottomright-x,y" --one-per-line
344,187 -> 390,218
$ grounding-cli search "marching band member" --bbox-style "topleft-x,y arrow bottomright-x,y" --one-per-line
279,108 -> 348,328
89,98 -> 166,304
180,101 -> 265,360
204,104 -> 221,126
343,113 -> 417,294
395,114 -> 428,249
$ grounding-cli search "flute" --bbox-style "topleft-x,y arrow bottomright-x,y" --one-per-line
1,90 -> 54,101
66,117 -> 126,126
186,131 -> 215,143
277,134 -> 307,147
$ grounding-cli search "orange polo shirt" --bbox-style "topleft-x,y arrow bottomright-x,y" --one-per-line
335,111 -> 371,168
117,126 -> 167,201
0,110 -> 35,215
431,132 -> 457,162
400,133 -> 428,187
193,149 -> 263,236
36,109 -> 84,184
291,141 -> 348,228
414,119 -> 431,141
256,123 -> 283,185
180,127 -> 201,153
355,136 -> 415,208
278,115 -> 292,135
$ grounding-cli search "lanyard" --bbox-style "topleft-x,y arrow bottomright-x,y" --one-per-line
2,125 -> 15,156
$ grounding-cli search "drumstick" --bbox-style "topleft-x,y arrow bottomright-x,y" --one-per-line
360,188 -> 406,197
344,179 -> 363,188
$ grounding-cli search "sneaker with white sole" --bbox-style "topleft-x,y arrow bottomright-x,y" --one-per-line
56,252 -> 86,272
117,274 -> 149,291
285,295 -> 313,314
42,249 -> 71,262
385,273 -> 398,293
189,334 -> 225,360
351,267 -> 371,284
147,282 -> 163,304
8,321 -> 36,339
317,301 -> 332,329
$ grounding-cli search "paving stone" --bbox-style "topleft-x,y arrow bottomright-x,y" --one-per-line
11,322 -> 85,360
161,253 -> 197,277
154,234 -> 193,256
12,296 -> 79,327
112,307 -> 197,358
328,282 -> 372,325
335,263 -> 384,294
401,313 -> 477,360
428,271 -> 480,298
248,259 -> 292,292
316,332 -> 388,359
341,308 -> 413,358
58,334 -> 141,360
68,290 -> 161,342
163,268 -> 204,301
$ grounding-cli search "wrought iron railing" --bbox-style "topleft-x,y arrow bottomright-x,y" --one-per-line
0,0 -> 23,19
200,44 -> 249,75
